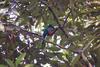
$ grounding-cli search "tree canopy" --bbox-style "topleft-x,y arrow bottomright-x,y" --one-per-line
0,0 -> 100,67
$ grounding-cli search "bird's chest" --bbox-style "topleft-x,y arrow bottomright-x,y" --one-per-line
47,28 -> 54,36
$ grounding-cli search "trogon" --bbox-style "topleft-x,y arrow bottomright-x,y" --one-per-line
42,24 -> 57,44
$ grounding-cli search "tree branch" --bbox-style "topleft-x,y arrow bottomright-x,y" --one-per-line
1,22 -> 72,51
41,1 -> 69,38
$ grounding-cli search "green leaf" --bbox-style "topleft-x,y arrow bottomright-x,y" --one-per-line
24,64 -> 34,67
56,53 -> 64,60
48,46 -> 60,51
70,55 -> 80,67
45,52 -> 56,58
0,64 -> 8,67
47,19 -> 55,25
15,53 -> 26,67
5,59 -> 15,67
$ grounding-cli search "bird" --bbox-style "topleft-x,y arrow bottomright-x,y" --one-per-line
43,24 -> 57,38
42,24 -> 58,44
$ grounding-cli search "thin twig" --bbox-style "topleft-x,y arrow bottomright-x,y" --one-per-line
82,39 -> 94,52
62,11 -> 71,27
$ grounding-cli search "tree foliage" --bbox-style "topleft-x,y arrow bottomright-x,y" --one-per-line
0,0 -> 100,67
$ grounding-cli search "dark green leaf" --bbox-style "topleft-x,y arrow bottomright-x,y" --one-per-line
5,59 -> 15,67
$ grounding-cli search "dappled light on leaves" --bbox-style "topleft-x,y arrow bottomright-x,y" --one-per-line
0,0 -> 99,67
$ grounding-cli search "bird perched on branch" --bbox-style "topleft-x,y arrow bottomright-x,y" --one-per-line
43,24 -> 58,38
42,24 -> 58,44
